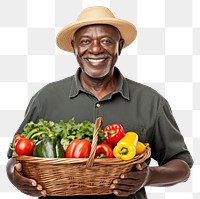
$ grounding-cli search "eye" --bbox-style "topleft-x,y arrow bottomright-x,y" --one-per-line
80,39 -> 90,45
101,38 -> 113,46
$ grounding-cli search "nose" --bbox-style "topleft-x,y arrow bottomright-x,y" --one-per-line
88,40 -> 102,54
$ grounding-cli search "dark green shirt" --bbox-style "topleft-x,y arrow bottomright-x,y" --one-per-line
8,67 -> 193,199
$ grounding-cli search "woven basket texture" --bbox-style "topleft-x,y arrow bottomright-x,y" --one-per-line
14,117 -> 151,196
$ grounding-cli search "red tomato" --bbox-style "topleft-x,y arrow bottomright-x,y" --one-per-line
15,138 -> 34,156
66,139 -> 91,158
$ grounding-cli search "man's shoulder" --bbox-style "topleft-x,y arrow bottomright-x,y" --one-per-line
126,78 -> 165,101
35,75 -> 74,98
46,76 -> 74,89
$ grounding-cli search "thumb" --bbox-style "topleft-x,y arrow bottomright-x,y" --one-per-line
15,163 -> 22,172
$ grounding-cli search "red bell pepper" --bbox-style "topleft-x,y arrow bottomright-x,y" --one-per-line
65,139 -> 91,158
104,124 -> 125,146
95,143 -> 114,158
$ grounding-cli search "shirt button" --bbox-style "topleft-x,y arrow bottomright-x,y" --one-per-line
96,103 -> 101,108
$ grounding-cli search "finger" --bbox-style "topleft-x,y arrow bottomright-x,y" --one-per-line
14,163 -> 37,186
41,190 -> 47,196
112,189 -> 132,197
111,180 -> 133,191
119,172 -> 136,179
14,169 -> 37,187
20,188 -> 46,197
14,164 -> 47,197
119,170 -> 148,180
111,181 -> 134,191
135,162 -> 147,171
36,184 -> 43,191
135,163 -> 142,171
111,179 -> 142,196
17,184 -> 46,197
17,184 -> 40,191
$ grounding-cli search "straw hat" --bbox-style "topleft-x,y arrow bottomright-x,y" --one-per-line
56,6 -> 137,52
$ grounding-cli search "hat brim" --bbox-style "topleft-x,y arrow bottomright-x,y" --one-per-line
56,18 -> 137,52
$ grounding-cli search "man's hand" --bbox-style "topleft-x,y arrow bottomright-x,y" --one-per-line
110,162 -> 150,196
111,159 -> 191,196
6,158 -> 46,197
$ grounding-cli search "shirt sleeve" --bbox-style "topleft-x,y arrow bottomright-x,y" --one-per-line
7,94 -> 40,158
150,99 -> 194,168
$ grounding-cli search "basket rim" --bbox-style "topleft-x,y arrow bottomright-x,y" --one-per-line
13,145 -> 151,165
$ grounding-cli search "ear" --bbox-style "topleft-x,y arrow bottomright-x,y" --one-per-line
118,39 -> 124,55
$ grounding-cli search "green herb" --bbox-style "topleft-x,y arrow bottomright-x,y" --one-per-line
20,118 -> 104,150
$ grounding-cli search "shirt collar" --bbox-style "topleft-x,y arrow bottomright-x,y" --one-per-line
69,67 -> 130,100
69,68 -> 84,98
112,68 -> 130,100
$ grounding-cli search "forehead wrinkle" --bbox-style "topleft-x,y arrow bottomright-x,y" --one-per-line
73,24 -> 121,41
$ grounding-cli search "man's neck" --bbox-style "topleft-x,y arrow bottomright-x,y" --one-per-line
80,71 -> 117,100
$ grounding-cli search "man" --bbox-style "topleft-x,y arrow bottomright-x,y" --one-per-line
7,6 -> 193,199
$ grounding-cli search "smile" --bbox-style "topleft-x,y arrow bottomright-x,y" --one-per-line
87,58 -> 106,63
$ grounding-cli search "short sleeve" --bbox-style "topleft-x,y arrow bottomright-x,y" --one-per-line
7,94 -> 40,158
150,99 -> 193,167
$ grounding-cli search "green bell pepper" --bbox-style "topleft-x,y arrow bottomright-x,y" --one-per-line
33,135 -> 65,158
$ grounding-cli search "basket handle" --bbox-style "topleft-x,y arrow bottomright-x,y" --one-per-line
86,117 -> 103,168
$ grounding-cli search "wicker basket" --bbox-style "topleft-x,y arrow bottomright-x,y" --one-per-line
13,117 -> 151,196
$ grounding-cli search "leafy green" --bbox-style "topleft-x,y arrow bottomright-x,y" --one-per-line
20,118 -> 104,150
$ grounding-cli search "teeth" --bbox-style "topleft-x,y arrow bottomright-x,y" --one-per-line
88,59 -> 105,63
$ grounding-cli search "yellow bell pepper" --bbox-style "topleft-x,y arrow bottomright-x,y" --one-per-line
136,141 -> 147,155
113,132 -> 138,160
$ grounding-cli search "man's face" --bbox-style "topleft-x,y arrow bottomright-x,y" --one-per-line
72,24 -> 124,79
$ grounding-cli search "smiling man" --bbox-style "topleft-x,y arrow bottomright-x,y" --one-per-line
72,24 -> 124,100
7,6 -> 193,199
